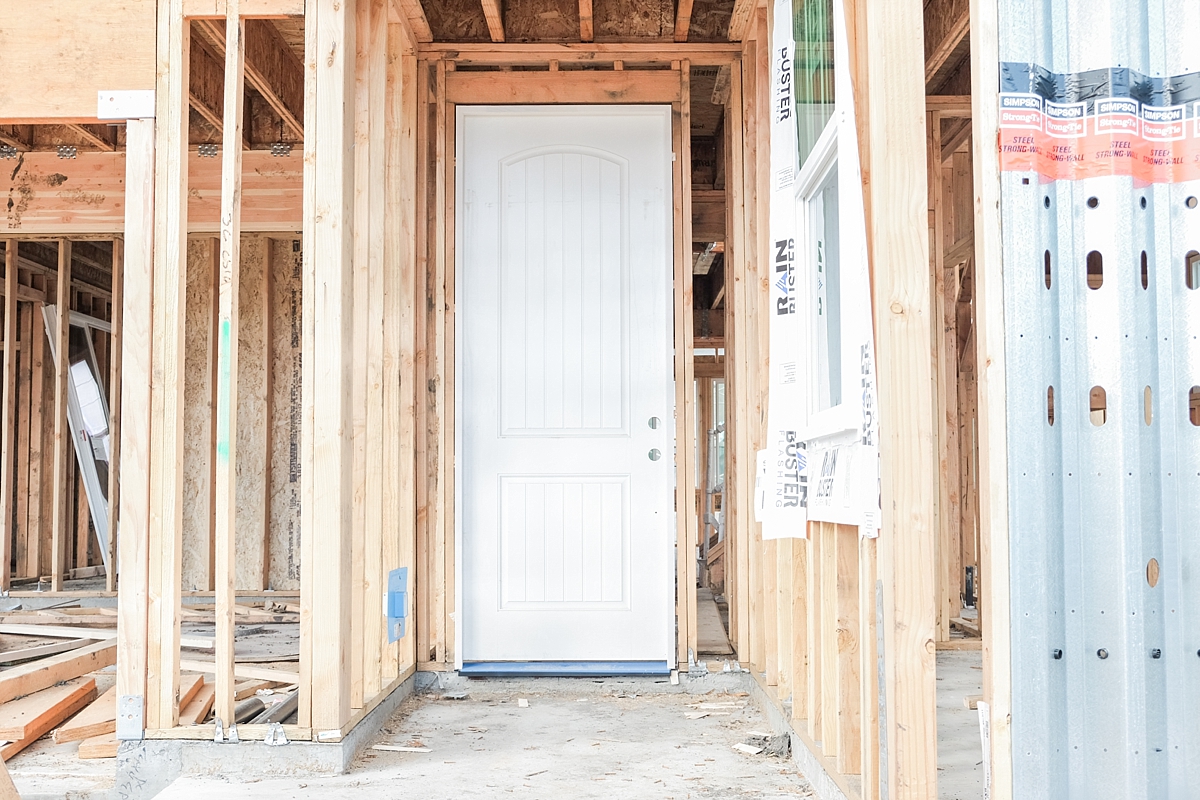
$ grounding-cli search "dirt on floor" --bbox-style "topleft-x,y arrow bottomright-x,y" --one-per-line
157,677 -> 816,800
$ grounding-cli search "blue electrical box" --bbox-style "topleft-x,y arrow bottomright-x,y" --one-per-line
386,567 -> 408,643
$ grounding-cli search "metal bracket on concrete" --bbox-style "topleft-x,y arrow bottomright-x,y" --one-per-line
263,723 -> 289,747
213,718 -> 240,744
117,695 -> 145,741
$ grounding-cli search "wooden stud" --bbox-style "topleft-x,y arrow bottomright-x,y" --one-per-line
806,521 -> 823,740
106,241 -> 123,593
789,536 -> 809,721
212,0 -> 246,732
26,295 -> 45,580
302,0 -> 356,733
14,302 -> 31,581
432,59 -> 448,664
443,86 -> 457,667
863,0 -> 939,793
50,242 -> 73,593
673,62 -> 699,666
115,118 -> 156,739
359,0 -> 388,704
820,523 -> 839,756
578,0 -> 593,42
0,241 -> 17,591
859,536 -> 881,800
413,60 -> 431,666
835,524 -> 862,774
971,0 -> 1013,792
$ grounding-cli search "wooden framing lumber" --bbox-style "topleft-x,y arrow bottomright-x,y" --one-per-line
0,241 -> 16,592
971,0 -> 1013,791
479,0 -> 504,42
863,0 -> 939,794
106,240 -> 123,592
213,1 -> 247,732
0,640 -> 115,706
65,124 -> 116,152
443,70 -> 682,105
728,0 -> 755,42
53,685 -> 117,744
674,0 -> 695,42
180,659 -> 299,684
0,760 -> 17,796
0,678 -> 96,741
183,0 -> 304,15
78,734 -> 120,759
146,0 -> 191,731
179,681 -> 216,725
924,0 -> 970,86
301,0 -> 356,733
0,639 -> 92,664
391,0 -> 433,43
579,0 -> 594,42
115,117 -> 156,740
195,17 -> 305,139
50,241 -> 72,593
673,61 -> 699,666
926,95 -> 972,117
419,42 -> 740,65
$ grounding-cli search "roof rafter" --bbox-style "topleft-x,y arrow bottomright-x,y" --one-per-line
64,124 -> 116,152
728,0 -> 755,41
674,0 -> 696,42
480,0 -> 505,42
390,0 -> 434,43
579,0 -> 594,42
195,18 -> 303,138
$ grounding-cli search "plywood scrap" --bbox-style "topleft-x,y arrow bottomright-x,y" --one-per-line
0,640 -> 114,706
53,685 -> 116,743
78,733 -> 119,759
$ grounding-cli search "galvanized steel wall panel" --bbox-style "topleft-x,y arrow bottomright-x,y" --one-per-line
998,1 -> 1200,797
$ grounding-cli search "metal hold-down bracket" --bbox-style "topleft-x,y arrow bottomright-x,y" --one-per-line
263,723 -> 289,747
213,718 -> 240,744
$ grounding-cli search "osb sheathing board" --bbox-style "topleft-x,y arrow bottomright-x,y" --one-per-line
268,238 -> 302,590
505,0 -> 581,41
0,1 -> 155,120
181,235 -> 299,591
591,0 -> 674,39
2,151 -> 303,235
182,238 -> 216,592
422,0 -> 491,42
235,236 -> 270,591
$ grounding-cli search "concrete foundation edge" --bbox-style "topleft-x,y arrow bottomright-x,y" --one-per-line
114,672 -> 418,800
746,672 -> 850,800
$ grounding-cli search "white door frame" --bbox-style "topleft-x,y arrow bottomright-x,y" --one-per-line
453,104 -> 679,670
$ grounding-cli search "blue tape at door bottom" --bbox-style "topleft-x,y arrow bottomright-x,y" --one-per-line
459,661 -> 672,677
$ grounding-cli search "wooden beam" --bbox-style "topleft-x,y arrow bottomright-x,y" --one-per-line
50,241 -> 72,594
0,241 -> 16,592
64,124 -> 116,151
924,0 -> 970,86
212,1 -> 246,734
146,0 -> 191,731
183,0 -> 304,14
302,0 -> 356,733
579,0 -> 594,42
864,0 -> 939,796
674,0 -> 695,42
115,118 -> 155,740
480,0 -> 504,42
728,0 -> 755,41
443,70 -> 682,105
925,95 -> 972,117
418,42 -> 740,65
189,35 -> 227,134
971,0 -> 1013,792
106,241 -> 123,592
391,0 -> 433,43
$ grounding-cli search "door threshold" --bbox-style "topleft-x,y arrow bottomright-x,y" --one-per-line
460,661 -> 672,677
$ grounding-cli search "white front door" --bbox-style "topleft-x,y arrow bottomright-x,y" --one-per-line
457,106 -> 675,669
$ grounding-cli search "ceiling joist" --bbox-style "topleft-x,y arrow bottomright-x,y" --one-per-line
579,0 -> 594,42
392,0 -> 434,43
674,0 -> 695,42
64,124 -> 115,152
480,0 -> 505,42
195,18 -> 304,138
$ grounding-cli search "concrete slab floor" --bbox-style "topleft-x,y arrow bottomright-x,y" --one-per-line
157,678 -> 816,799
937,649 -> 985,800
